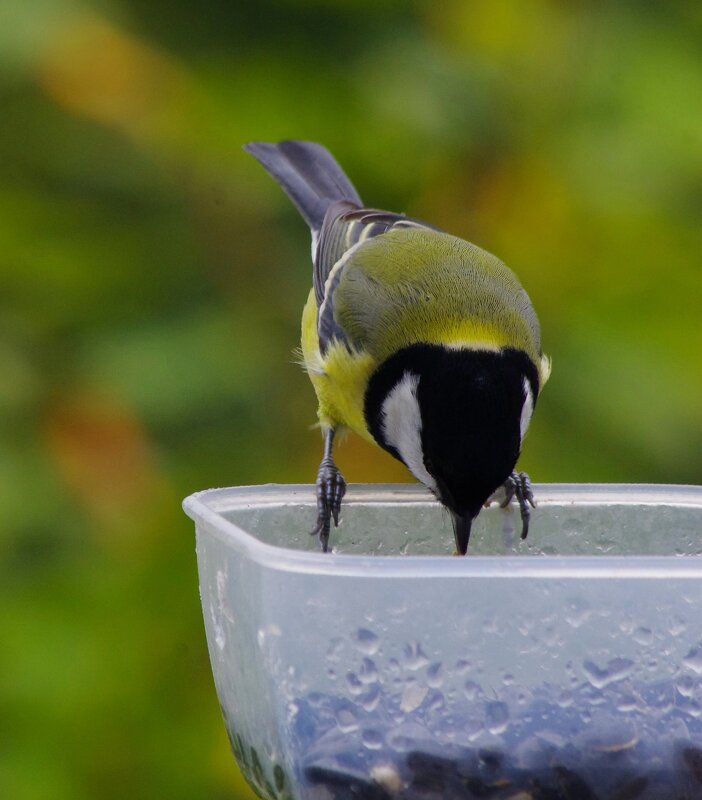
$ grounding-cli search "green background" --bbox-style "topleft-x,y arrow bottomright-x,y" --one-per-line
1,1 -> 700,797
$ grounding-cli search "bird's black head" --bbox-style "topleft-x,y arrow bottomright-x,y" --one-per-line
365,344 -> 539,545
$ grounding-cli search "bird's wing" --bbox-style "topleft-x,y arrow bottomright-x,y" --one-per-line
315,202 -> 437,353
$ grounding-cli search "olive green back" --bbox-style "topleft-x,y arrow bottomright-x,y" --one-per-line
333,227 -> 543,367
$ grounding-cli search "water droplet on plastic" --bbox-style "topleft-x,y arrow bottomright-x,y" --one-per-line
557,690 -> 574,708
335,703 -> 360,733
584,687 -> 606,706
346,671 -> 364,695
647,683 -> 674,713
564,599 -> 591,628
668,616 -> 687,637
463,680 -> 480,701
580,718 -> 638,753
616,695 -> 637,712
583,657 -> 634,689
516,689 -> 532,706
358,657 -> 379,685
358,686 -> 381,712
668,717 -> 690,740
426,662 -> 443,688
618,618 -> 635,636
362,729 -> 384,750
682,699 -> 702,718
633,626 -> 654,646
403,641 -> 429,671
684,647 -> 702,675
426,690 -> 445,712
539,731 -> 567,749
485,701 -> 509,734
354,628 -> 379,656
676,674 -> 697,698
463,717 -> 484,741
455,658 -> 472,674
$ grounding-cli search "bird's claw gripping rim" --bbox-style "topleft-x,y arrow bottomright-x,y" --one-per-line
500,471 -> 536,540
311,460 -> 346,552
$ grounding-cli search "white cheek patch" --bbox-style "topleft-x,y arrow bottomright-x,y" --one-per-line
381,372 -> 438,493
520,378 -> 534,441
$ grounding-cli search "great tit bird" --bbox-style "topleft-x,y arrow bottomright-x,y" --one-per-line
245,141 -> 550,554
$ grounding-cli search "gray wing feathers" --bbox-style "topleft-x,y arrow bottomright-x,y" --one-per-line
314,208 -> 437,354
314,205 -> 435,305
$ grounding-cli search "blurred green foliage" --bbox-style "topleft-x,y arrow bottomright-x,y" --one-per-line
0,1 -> 700,798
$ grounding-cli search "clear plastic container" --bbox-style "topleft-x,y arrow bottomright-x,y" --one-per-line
183,484 -> 702,800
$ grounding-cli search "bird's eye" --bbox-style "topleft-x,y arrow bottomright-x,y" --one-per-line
424,457 -> 435,474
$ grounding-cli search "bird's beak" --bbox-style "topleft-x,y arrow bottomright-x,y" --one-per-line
451,513 -> 473,556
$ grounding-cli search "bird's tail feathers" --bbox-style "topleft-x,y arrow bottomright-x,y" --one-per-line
244,140 -> 362,233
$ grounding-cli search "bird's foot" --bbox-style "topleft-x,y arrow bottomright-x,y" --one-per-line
500,471 -> 536,540
311,461 -> 346,552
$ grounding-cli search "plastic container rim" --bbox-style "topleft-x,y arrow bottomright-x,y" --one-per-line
183,483 -> 702,579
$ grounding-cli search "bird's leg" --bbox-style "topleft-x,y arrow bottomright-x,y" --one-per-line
311,428 -> 346,552
500,471 -> 536,540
